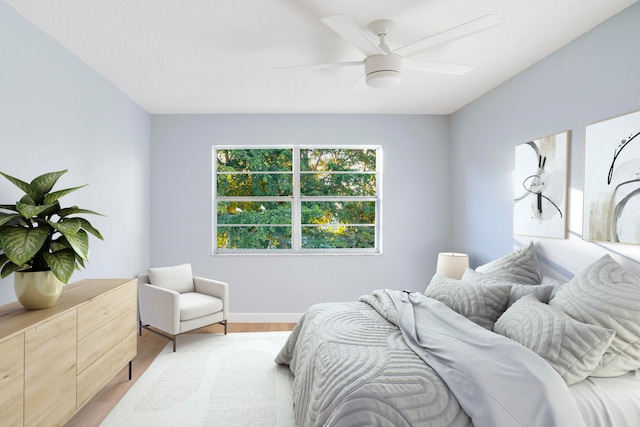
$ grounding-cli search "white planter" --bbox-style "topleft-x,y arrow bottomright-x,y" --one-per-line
14,271 -> 64,310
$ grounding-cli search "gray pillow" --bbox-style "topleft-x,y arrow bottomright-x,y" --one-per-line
425,273 -> 510,330
549,255 -> 640,377
508,283 -> 555,308
462,268 -> 553,308
541,276 -> 566,301
476,241 -> 542,285
495,294 -> 615,385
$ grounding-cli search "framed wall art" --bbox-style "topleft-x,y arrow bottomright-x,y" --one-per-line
583,110 -> 640,244
513,131 -> 569,238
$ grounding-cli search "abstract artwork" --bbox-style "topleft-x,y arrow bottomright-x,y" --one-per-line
513,131 -> 569,238
584,110 -> 640,244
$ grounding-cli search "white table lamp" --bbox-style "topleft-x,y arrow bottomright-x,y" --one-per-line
436,252 -> 469,280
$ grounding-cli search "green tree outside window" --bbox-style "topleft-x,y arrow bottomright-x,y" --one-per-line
214,147 -> 380,253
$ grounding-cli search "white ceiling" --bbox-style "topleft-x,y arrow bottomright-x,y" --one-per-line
5,0 -> 637,114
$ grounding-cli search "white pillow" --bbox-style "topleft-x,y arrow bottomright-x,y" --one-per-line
549,255 -> 640,377
541,276 -> 566,301
476,241 -> 542,285
425,273 -> 510,330
494,294 -> 615,385
148,263 -> 194,294
462,268 -> 552,308
508,283 -> 555,308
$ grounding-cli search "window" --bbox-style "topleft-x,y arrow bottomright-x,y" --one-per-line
213,146 -> 381,254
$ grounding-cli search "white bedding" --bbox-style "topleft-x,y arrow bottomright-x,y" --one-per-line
388,290 -> 586,427
276,290 -> 594,426
275,299 -> 473,426
570,370 -> 640,427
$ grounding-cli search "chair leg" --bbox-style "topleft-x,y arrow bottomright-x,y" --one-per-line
140,323 -> 177,351
223,320 -> 228,335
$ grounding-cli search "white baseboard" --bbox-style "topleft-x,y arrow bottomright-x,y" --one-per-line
228,313 -> 303,323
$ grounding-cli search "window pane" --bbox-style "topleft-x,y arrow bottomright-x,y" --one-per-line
300,148 -> 376,172
302,201 -> 375,224
217,173 -> 292,196
214,145 -> 380,253
300,173 -> 376,196
217,226 -> 292,249
218,202 -> 292,225
301,225 -> 375,249
216,149 -> 292,172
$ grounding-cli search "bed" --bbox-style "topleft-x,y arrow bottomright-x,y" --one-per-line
275,243 -> 640,426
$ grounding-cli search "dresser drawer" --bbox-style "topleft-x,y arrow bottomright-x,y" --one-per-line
77,280 -> 136,340
77,332 -> 137,408
77,306 -> 137,373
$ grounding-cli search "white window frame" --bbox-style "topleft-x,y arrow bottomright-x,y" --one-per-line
212,145 -> 382,255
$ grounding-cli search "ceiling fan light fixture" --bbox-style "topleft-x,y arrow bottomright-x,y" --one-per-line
365,53 -> 402,88
366,70 -> 402,88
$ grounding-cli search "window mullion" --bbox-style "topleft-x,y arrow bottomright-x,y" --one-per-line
292,147 -> 301,251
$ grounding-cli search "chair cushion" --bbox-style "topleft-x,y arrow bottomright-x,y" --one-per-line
148,263 -> 194,294
179,292 -> 224,321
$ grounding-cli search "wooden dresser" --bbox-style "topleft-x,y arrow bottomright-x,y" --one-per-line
0,278 -> 137,427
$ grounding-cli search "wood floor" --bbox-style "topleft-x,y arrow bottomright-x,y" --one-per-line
65,322 -> 296,427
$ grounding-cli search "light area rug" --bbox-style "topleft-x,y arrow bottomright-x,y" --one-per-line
101,331 -> 295,427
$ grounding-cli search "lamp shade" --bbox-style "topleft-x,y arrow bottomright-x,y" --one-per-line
436,252 -> 469,280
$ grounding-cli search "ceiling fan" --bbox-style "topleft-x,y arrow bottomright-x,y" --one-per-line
280,14 -> 501,89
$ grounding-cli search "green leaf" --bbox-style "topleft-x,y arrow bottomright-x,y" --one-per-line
43,249 -> 76,283
62,228 -> 90,261
0,213 -> 28,228
0,213 -> 19,227
30,169 -> 67,194
75,254 -> 85,269
78,218 -> 104,240
58,206 -> 105,217
0,227 -> 50,265
38,201 -> 60,218
0,204 -> 18,212
48,218 -> 82,235
1,260 -> 23,279
43,185 -> 87,205
16,201 -> 57,219
19,195 -> 35,204
0,171 -> 43,203
50,238 -> 71,252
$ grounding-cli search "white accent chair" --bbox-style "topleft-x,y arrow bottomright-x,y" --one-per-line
138,263 -> 228,351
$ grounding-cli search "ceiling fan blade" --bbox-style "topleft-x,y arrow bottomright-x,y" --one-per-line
321,15 -> 385,57
275,60 -> 363,71
404,58 -> 474,75
395,15 -> 501,58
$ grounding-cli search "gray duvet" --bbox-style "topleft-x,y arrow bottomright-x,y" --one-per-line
275,290 -> 586,427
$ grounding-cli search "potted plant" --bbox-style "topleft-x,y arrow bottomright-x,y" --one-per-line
0,169 -> 103,309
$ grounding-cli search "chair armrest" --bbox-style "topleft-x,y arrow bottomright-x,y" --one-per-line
138,282 -> 181,335
193,276 -> 229,319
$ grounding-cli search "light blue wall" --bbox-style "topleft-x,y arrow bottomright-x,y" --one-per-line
0,2 -> 151,305
151,114 -> 450,316
450,2 -> 640,277
4,0 -> 639,314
